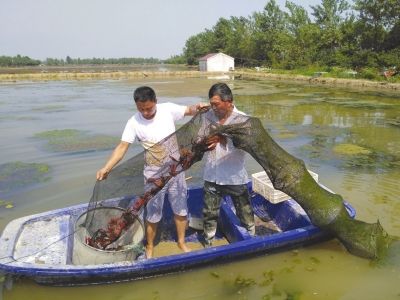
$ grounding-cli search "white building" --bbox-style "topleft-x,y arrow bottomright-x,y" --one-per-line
198,52 -> 234,72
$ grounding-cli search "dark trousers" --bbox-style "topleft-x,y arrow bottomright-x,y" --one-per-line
202,181 -> 255,244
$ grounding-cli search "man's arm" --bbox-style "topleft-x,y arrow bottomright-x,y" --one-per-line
184,102 -> 209,116
96,141 -> 130,180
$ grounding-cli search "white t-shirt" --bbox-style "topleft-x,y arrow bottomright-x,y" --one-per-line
121,102 -> 186,147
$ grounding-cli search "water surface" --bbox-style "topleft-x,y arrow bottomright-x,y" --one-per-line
1,77 -> 400,299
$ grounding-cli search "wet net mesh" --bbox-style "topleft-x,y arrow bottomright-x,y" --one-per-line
83,108 -> 392,259
84,107 -> 211,250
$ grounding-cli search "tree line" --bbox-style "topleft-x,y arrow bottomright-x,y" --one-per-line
47,56 -> 161,66
0,55 -> 41,67
0,55 -> 161,67
1,0 -> 398,71
178,0 -> 400,70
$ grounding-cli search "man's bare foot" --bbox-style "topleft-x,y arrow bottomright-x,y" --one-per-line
145,245 -> 154,259
178,242 -> 191,253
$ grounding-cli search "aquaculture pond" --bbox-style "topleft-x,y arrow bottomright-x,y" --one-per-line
0,77 -> 399,299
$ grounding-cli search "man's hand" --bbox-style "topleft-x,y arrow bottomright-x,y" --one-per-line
96,167 -> 110,180
206,134 -> 227,150
95,141 -> 130,180
197,102 -> 210,110
185,102 -> 210,116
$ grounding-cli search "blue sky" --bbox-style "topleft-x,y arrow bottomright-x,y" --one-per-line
1,0 -> 322,60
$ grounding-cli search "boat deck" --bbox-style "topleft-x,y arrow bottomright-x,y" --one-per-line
14,214 -> 71,265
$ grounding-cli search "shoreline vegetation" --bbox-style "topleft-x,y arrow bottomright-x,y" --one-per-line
1,65 -> 399,92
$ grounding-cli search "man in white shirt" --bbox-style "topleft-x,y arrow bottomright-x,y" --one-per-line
96,86 -> 205,258
200,82 -> 255,247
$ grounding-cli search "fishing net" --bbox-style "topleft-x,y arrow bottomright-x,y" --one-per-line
83,108 -> 393,259
83,107 -> 211,251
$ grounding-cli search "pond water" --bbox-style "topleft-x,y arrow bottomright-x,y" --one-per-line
1,76 -> 400,299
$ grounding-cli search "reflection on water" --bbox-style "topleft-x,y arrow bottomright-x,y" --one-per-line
1,77 -> 400,299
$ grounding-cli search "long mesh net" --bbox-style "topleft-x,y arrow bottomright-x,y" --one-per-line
84,107 -> 210,250
83,108 -> 393,259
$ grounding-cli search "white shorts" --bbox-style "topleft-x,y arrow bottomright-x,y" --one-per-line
144,171 -> 188,223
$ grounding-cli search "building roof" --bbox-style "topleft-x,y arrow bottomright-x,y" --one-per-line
198,53 -> 217,61
198,52 -> 233,61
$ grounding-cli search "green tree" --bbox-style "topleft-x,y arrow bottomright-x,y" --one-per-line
211,18 -> 232,52
283,1 -> 319,67
311,0 -> 351,65
354,0 -> 400,51
251,0 -> 289,66
183,30 -> 214,65
66,56 -> 73,64
225,17 -> 254,66
209,16 -> 254,66
164,54 -> 186,64
0,56 -> 13,67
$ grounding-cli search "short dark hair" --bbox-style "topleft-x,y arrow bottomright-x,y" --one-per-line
208,82 -> 233,102
133,86 -> 157,103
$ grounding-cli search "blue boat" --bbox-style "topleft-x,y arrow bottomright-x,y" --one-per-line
0,184 -> 355,286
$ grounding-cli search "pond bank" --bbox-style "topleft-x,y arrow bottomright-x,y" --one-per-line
233,70 -> 400,92
0,70 -> 207,81
1,69 -> 399,92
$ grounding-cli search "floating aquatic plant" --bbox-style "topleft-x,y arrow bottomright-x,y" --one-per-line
31,104 -> 66,112
309,256 -> 321,264
300,138 -> 398,171
210,271 -> 220,278
260,270 -> 274,286
34,129 -> 119,153
234,275 -> 256,288
276,130 -> 297,139
341,150 -> 395,170
0,161 -> 50,193
333,143 -> 372,156
390,161 -> 400,167
386,118 -> 400,128
0,199 -> 14,209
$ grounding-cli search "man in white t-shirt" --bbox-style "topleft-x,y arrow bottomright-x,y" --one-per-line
96,86 -> 206,258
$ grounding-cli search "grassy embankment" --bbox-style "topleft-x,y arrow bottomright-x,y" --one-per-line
234,67 -> 400,91
0,65 -> 399,91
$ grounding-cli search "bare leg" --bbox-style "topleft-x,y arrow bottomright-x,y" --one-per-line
145,221 -> 158,258
174,214 -> 191,253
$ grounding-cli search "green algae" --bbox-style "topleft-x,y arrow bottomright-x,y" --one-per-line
34,129 -> 119,153
322,98 -> 399,110
343,153 -> 392,169
0,161 -> 50,193
298,134 -> 332,160
35,129 -> 80,139
276,131 -> 297,139
333,143 -> 372,156
391,161 -> 400,167
300,137 -> 398,170
309,256 -> 321,264
260,270 -> 275,286
210,271 -> 220,278
0,199 -> 14,208
17,116 -> 40,121
386,118 -> 400,127
234,275 -> 257,288
31,104 -> 66,112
